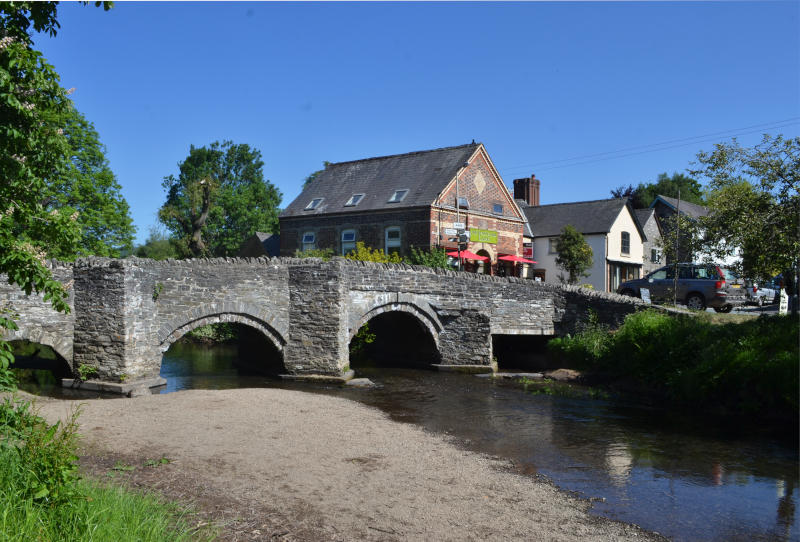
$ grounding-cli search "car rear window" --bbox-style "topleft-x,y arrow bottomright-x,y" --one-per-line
721,268 -> 739,281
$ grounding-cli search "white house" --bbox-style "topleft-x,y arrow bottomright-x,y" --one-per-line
520,198 -> 647,292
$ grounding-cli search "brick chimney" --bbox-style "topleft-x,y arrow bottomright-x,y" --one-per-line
513,174 -> 540,206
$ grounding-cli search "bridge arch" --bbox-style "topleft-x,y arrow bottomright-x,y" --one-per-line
157,307 -> 287,354
348,297 -> 442,347
4,327 -> 73,367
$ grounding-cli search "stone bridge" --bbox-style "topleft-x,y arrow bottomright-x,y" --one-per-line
1,257 -> 644,393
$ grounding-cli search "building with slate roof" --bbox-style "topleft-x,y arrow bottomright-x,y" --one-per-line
279,143 -> 529,275
519,197 -> 647,292
238,232 -> 280,258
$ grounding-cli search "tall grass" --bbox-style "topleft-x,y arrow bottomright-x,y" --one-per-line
549,310 -> 799,419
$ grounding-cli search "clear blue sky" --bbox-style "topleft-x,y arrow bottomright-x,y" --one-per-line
37,1 -> 799,245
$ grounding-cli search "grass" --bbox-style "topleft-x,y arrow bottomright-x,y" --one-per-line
0,393 -> 216,541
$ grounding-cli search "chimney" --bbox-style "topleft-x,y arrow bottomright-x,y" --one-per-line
513,174 -> 540,206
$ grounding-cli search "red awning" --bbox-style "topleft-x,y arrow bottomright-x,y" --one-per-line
498,255 -> 537,264
446,250 -> 489,262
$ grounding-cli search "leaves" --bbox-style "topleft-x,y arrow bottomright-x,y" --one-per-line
554,225 -> 594,284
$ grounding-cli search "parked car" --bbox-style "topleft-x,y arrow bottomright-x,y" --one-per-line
617,263 -> 745,312
745,278 -> 780,306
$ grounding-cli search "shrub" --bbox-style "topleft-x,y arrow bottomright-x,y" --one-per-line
294,248 -> 334,260
345,242 -> 402,264
405,246 -> 449,269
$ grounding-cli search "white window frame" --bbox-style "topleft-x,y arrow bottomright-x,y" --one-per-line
305,198 -> 323,210
301,232 -> 316,252
385,227 -> 401,255
341,229 -> 356,255
548,238 -> 558,254
387,189 -> 408,203
345,194 -> 364,207
621,231 -> 630,255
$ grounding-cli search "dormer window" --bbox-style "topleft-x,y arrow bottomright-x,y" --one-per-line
345,194 -> 364,207
457,197 -> 469,209
387,189 -> 408,203
305,198 -> 323,210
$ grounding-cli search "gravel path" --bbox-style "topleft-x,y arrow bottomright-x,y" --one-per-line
32,388 -> 661,541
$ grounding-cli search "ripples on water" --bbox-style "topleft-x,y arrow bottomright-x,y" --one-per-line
18,342 -> 800,542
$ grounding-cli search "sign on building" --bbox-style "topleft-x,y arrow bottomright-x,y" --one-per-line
470,228 -> 498,244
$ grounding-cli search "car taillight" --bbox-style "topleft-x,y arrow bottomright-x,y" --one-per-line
715,280 -> 725,289
753,286 -> 757,293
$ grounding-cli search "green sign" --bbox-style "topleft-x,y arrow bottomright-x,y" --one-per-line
470,228 -> 498,244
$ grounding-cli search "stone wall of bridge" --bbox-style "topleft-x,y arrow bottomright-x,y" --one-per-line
1,257 -> 644,390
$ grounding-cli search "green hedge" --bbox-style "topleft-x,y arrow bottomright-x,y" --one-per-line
548,310 -> 799,418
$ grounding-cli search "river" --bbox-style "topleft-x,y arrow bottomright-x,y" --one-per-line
17,340 -> 799,541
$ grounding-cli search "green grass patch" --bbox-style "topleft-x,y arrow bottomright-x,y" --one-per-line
548,309 -> 799,420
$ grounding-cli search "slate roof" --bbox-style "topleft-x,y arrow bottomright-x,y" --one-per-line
651,194 -> 709,219
635,208 -> 655,226
281,143 -> 480,218
522,198 -> 646,239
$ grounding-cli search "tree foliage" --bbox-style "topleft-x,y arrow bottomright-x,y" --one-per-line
0,1 -> 109,375
134,227 -> 179,260
554,225 -> 594,284
691,134 -> 799,281
658,213 -> 705,265
158,141 -> 282,258
405,246 -> 449,269
614,172 -> 705,208
45,106 -> 135,258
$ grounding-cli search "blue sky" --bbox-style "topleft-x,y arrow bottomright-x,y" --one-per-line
37,1 -> 799,244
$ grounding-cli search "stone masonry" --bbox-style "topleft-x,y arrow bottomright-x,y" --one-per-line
1,257 -> 646,392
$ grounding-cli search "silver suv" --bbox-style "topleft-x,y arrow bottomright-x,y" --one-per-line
617,263 -> 745,312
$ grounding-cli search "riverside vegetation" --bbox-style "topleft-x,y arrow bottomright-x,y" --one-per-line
548,309 -> 799,425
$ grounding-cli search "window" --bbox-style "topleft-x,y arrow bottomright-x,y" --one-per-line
621,231 -> 630,255
457,196 -> 469,209
548,238 -> 558,254
650,248 -> 661,263
345,194 -> 364,207
341,229 -> 356,255
305,198 -> 323,210
387,189 -> 408,203
493,203 -> 504,215
385,227 -> 401,255
301,232 -> 316,252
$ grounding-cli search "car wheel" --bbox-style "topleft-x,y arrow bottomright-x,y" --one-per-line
713,304 -> 733,313
686,293 -> 706,311
620,289 -> 637,297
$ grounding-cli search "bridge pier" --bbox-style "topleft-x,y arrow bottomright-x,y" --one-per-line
433,309 -> 496,373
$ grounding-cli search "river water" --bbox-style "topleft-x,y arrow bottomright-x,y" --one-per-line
17,341 -> 798,541
150,342 -> 800,542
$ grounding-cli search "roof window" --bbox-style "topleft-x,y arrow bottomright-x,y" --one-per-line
305,198 -> 323,210
345,194 -> 364,207
388,189 -> 408,203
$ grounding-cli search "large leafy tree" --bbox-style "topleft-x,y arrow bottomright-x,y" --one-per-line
46,106 -> 135,258
555,225 -> 594,284
134,227 -> 179,260
614,172 -> 705,208
158,141 -> 282,258
0,1 -> 109,377
691,135 -> 799,284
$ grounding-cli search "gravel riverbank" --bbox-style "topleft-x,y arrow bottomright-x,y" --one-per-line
33,388 -> 662,541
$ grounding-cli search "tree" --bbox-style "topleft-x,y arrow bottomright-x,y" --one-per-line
0,1 -> 109,378
158,141 -> 282,258
610,184 -> 637,200
658,213 -> 705,265
134,227 -> 179,260
344,242 -> 402,264
554,225 -> 593,284
45,106 -> 135,258
633,172 -> 705,208
690,134 -> 799,285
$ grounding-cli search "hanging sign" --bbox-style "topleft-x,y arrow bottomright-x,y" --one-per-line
470,228 -> 498,244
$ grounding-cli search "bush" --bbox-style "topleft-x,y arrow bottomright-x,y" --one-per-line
548,309 -> 799,418
344,242 -> 402,263
293,248 -> 334,260
405,246 -> 449,269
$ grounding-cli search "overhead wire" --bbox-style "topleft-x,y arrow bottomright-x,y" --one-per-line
499,117 -> 800,176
